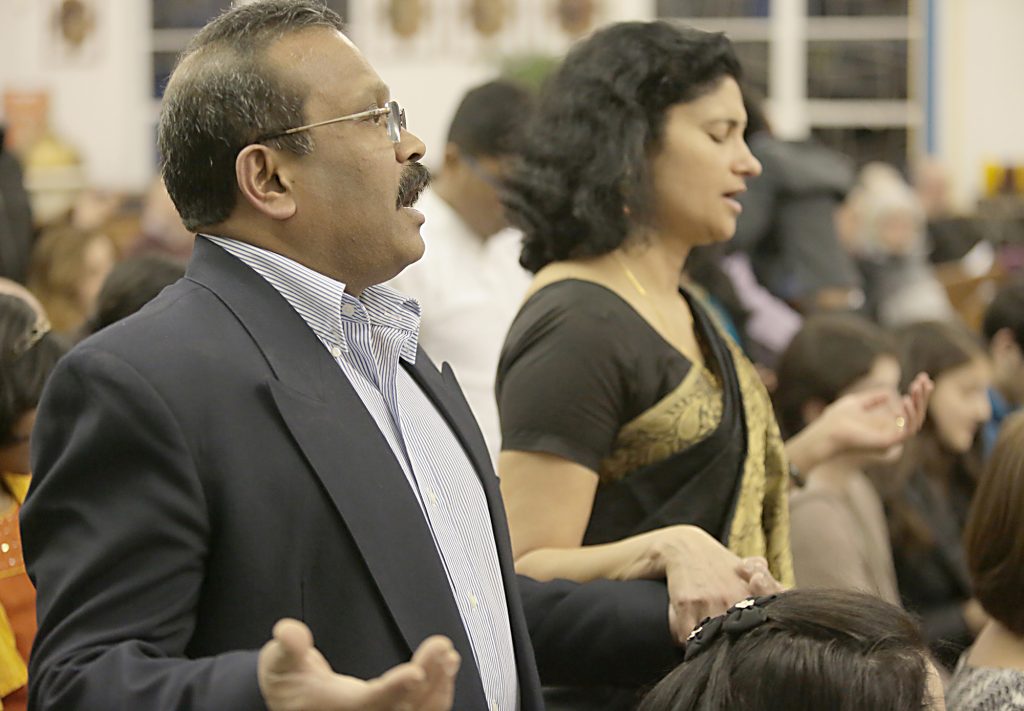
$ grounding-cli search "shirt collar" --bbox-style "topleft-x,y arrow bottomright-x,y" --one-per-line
203,235 -> 421,363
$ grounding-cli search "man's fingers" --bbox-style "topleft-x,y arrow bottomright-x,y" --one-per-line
262,618 -> 314,676
747,570 -> 783,596
411,636 -> 460,711
363,661 -> 429,710
735,556 -> 769,581
362,638 -> 458,711
411,635 -> 459,670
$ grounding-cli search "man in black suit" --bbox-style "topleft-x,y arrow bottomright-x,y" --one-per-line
23,2 -> 539,709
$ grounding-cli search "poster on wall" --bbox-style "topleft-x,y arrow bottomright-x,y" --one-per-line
48,0 -> 105,66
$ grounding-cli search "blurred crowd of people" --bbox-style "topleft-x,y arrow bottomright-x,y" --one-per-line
2,2 -> 1024,710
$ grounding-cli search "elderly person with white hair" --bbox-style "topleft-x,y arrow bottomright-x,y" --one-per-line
839,163 -> 954,328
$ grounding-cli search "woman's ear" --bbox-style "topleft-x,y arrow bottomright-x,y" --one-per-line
235,144 -> 297,221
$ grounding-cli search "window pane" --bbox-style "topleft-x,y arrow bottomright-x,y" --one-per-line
153,1 -> 347,29
807,40 -> 907,100
807,0 -> 909,16
811,127 -> 908,168
153,52 -> 179,99
656,0 -> 769,18
152,0 -> 231,29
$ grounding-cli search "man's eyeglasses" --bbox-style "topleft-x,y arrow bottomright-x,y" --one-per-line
261,100 -> 407,143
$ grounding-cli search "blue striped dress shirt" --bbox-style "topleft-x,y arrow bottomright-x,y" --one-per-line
205,235 -> 518,711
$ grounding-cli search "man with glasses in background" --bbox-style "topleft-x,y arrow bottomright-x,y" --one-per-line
22,2 -> 543,710
388,79 -> 535,463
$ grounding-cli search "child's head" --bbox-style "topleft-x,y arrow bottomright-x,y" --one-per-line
774,313 -> 900,439
0,294 -> 66,474
639,589 -> 943,711
27,224 -> 117,335
982,278 -> 1024,406
898,321 -> 990,455
964,411 -> 1024,637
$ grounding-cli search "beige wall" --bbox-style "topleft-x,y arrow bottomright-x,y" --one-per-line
1,0 -> 1021,209
935,0 -> 1024,209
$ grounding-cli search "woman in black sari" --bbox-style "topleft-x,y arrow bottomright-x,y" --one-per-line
496,21 -> 930,709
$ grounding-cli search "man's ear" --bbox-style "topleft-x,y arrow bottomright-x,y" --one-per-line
235,144 -> 297,221
442,142 -> 463,176
990,327 -> 1023,366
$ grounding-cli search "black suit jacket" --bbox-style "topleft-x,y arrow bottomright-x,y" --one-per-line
23,237 -> 544,710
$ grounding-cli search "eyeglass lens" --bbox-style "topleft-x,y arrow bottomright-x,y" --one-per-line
386,100 -> 406,142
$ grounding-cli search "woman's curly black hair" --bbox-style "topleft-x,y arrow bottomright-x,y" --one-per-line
504,21 -> 742,273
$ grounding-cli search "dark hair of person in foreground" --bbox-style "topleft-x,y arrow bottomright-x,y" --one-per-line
637,589 -> 937,711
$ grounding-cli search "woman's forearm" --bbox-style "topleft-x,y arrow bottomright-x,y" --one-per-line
515,524 -> 703,583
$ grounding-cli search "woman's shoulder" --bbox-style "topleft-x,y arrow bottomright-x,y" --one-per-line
524,275 -> 632,312
510,278 -> 648,341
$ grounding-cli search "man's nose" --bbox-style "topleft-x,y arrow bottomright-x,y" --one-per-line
396,129 -> 426,164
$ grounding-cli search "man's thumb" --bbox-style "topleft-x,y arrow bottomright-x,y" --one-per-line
262,618 -> 314,675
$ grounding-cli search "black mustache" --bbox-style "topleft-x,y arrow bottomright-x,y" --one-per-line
397,163 -> 431,209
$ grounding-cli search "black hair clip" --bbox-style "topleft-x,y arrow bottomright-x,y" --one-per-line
683,594 -> 778,662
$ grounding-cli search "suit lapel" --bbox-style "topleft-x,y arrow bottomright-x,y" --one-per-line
185,239 -> 487,702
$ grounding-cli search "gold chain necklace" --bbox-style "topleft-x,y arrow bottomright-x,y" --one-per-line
612,251 -> 648,297
611,251 -> 695,353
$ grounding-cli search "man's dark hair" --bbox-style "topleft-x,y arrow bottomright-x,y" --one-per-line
503,21 -> 742,273
447,80 -> 535,158
158,0 -> 345,232
87,255 -> 186,335
638,589 -> 932,711
0,295 -> 66,443
982,277 -> 1024,348
773,313 -> 897,438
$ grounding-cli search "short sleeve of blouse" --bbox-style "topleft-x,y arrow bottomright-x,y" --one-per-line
496,281 -> 641,472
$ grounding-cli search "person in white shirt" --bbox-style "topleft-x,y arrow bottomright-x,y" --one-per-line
389,80 -> 535,461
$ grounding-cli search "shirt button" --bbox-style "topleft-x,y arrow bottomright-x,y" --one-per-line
329,345 -> 342,358
468,593 -> 478,610
491,701 -> 498,711
341,304 -> 356,316
0,543 -> 8,554
427,489 -> 439,507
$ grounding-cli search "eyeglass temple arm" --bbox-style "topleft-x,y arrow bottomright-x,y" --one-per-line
275,106 -> 390,137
